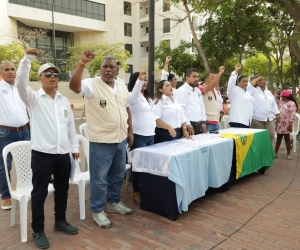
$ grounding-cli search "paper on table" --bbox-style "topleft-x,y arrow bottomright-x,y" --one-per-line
69,153 -> 78,183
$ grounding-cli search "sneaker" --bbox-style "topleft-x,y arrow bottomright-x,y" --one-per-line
1,198 -> 12,210
54,221 -> 78,235
33,232 -> 49,249
92,211 -> 112,228
107,202 -> 133,215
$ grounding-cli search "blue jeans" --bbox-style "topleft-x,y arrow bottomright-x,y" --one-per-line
130,134 -> 154,193
206,123 -> 220,132
89,139 -> 127,213
0,128 -> 30,200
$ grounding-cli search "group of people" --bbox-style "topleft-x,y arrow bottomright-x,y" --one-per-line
0,49 -> 297,249
227,65 -> 298,159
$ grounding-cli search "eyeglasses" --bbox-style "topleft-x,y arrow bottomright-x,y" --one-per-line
43,72 -> 59,78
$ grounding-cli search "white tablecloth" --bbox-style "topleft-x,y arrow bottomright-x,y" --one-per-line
131,134 -> 234,212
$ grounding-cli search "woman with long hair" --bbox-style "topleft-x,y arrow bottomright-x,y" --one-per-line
153,80 -> 190,143
227,65 -> 254,128
274,90 -> 298,160
127,71 -> 155,204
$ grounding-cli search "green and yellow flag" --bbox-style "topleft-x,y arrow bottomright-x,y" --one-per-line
221,131 -> 274,179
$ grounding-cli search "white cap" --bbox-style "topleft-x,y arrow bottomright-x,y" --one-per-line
38,63 -> 61,75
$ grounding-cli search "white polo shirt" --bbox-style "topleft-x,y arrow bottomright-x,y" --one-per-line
15,54 -> 79,154
127,79 -> 155,136
227,71 -> 254,126
0,80 -> 29,127
247,85 -> 279,121
174,83 -> 206,125
154,95 -> 185,128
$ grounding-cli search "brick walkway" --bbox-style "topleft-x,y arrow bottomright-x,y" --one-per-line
0,119 -> 299,249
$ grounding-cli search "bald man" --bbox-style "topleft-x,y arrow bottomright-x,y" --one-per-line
0,61 -> 30,210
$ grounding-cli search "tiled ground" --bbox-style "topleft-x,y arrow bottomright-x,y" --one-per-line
0,118 -> 299,250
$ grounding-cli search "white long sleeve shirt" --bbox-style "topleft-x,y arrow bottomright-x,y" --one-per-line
127,79 -> 155,136
247,84 -> 279,121
0,80 -> 29,127
227,71 -> 254,126
154,95 -> 186,128
15,54 -> 79,154
174,83 -> 206,125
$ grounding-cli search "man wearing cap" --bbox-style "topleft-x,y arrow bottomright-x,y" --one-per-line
0,61 -> 30,210
16,48 -> 79,249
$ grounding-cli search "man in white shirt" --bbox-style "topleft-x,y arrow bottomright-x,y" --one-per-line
69,51 -> 134,230
16,48 -> 79,249
0,61 -> 30,210
174,68 -> 206,135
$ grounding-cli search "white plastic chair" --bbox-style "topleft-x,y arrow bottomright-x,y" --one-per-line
223,115 -> 230,129
291,113 -> 300,152
2,141 -> 55,242
70,135 -> 90,220
79,123 -> 88,140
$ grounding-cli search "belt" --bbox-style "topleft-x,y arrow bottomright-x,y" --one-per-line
0,124 -> 28,131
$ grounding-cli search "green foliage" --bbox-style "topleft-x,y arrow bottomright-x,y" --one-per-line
243,53 -> 270,76
66,42 -> 132,77
154,40 -> 204,78
0,43 -> 40,81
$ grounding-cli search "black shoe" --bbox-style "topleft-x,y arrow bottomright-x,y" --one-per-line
54,221 -> 78,235
33,232 -> 49,249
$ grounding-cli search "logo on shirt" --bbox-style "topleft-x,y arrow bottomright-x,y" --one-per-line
1,89 -> 8,95
208,96 -> 212,101
100,100 -> 106,108
64,109 -> 68,118
163,102 -> 169,106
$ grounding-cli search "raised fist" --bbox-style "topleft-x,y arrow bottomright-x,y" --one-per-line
26,48 -> 39,56
81,50 -> 96,64
165,56 -> 172,63
219,66 -> 225,74
138,70 -> 147,81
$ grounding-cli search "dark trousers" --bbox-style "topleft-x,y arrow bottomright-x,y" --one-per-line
154,127 -> 182,144
31,150 -> 71,233
229,122 -> 250,128
190,121 -> 202,135
130,134 -> 154,193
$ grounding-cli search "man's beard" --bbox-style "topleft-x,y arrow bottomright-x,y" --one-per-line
190,82 -> 198,88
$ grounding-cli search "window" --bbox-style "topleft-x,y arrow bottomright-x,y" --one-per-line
164,39 -> 170,47
146,7 -> 149,14
192,38 -> 198,53
125,44 -> 133,55
9,0 -> 105,21
126,64 -> 133,75
124,23 -> 132,37
146,27 -> 149,34
163,0 -> 170,12
192,16 -> 198,31
124,1 -> 131,15
163,18 -> 170,33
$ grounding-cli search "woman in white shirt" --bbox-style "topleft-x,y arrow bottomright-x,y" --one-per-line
127,71 -> 156,204
154,80 -> 190,143
247,75 -> 280,140
227,65 -> 254,128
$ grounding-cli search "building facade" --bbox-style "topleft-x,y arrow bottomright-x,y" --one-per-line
0,0 -> 199,81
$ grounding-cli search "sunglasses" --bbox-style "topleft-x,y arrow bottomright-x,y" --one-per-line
43,72 -> 59,78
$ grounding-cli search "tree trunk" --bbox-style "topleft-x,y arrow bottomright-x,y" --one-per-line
182,0 -> 210,73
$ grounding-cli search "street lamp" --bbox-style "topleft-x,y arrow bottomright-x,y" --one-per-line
148,0 -> 155,98
52,0 -> 56,65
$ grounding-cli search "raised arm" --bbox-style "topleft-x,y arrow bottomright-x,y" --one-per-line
15,48 -> 38,106
161,56 -> 172,80
128,70 -> 147,105
69,50 -> 96,93
227,65 -> 241,100
202,66 -> 225,94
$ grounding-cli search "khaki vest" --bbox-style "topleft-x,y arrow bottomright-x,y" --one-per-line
203,90 -> 220,122
85,77 -> 129,143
